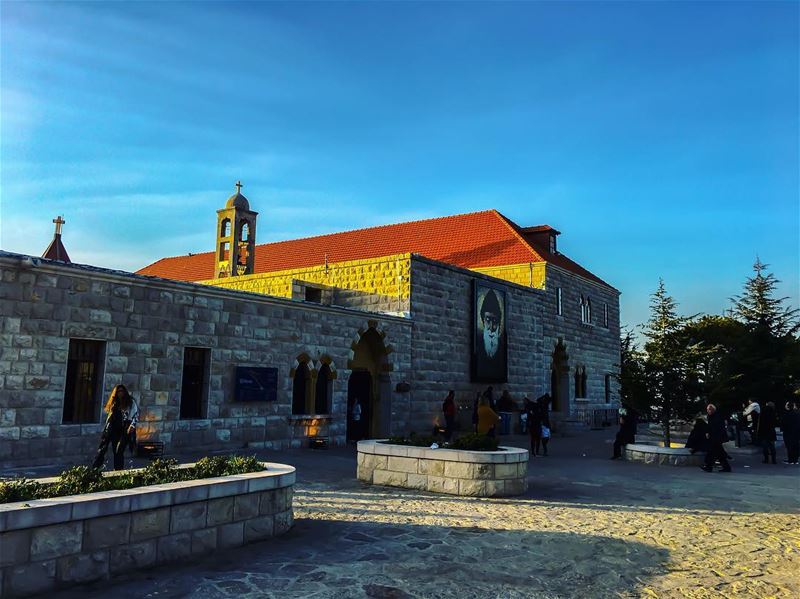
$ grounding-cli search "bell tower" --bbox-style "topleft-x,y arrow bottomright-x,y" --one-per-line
214,181 -> 258,278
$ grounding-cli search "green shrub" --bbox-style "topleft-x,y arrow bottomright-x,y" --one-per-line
449,433 -> 500,451
0,454 -> 264,504
382,432 -> 502,451
0,478 -> 47,503
52,466 -> 107,497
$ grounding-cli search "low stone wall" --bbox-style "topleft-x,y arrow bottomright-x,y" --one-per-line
625,444 -> 705,467
0,463 -> 295,598
357,440 -> 528,497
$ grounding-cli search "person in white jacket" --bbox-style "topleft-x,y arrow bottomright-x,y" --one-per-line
743,399 -> 760,445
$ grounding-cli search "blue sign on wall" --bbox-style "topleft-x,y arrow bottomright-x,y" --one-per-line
235,366 -> 278,402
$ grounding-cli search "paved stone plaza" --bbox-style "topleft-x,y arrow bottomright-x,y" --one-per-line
21,431 -> 800,598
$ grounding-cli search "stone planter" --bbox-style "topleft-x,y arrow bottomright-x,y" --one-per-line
624,444 -> 705,467
357,440 -> 528,497
0,462 -> 295,598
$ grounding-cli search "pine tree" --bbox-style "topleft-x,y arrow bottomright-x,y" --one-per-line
731,258 -> 799,337
641,279 -> 703,446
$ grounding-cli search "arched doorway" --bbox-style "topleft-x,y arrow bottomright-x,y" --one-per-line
550,339 -> 570,414
347,325 -> 392,440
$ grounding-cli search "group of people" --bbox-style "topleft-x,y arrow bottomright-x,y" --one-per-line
689,399 -> 800,469
440,388 -> 552,457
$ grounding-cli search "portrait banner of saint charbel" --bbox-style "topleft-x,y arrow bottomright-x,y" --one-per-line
472,280 -> 508,382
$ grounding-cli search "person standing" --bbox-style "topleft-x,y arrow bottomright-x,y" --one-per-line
477,397 -> 500,437
92,384 -> 138,471
781,401 -> 800,465
497,390 -> 514,436
743,399 -> 760,445
758,401 -> 778,464
442,390 -> 456,442
701,404 -> 731,473
472,391 -> 481,433
611,411 -> 636,459
527,399 -> 544,457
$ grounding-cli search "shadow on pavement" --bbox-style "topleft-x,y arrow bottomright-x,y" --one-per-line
52,518 -> 669,599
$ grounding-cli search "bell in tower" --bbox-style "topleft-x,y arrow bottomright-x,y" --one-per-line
214,181 -> 258,278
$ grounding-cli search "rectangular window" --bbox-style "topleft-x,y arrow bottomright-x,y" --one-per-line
63,339 -> 106,423
556,287 -> 563,315
219,241 -> 230,261
604,303 -> 609,328
305,287 -> 322,304
180,347 -> 209,419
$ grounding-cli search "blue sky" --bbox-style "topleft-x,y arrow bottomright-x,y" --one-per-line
1,1 -> 797,331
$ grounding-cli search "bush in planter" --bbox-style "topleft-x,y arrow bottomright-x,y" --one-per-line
0,455 -> 265,504
448,433 -> 500,451
382,432 -> 501,451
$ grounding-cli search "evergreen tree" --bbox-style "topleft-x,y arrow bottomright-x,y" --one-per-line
641,279 -> 703,445
617,328 -> 650,417
731,258 -> 799,337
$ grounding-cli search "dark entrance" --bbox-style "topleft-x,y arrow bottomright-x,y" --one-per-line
180,347 -> 209,419
347,370 -> 372,441
63,339 -> 106,423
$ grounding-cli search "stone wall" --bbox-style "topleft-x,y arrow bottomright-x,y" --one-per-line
405,256 -> 620,435
542,265 -> 622,423
0,252 -> 412,467
0,463 -> 294,597
356,440 -> 528,497
199,254 -> 412,316
472,262 -> 546,289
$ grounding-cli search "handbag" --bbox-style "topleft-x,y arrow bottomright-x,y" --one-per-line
541,425 -> 551,439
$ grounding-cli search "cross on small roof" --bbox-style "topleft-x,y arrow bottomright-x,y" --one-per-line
235,180 -> 243,193
53,215 -> 66,236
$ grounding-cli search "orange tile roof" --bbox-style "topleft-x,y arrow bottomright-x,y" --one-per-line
136,209 -> 614,289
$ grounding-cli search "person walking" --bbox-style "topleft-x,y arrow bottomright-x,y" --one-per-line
442,390 -> 456,442
476,397 -> 500,437
780,401 -> 800,465
701,404 -> 731,473
497,390 -> 514,435
758,401 -> 778,464
92,384 -> 138,471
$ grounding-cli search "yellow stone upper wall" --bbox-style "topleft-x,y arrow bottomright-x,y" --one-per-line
199,253 -> 413,301
198,255 -> 547,309
472,262 -> 547,289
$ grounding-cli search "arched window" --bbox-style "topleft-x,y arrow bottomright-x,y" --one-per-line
579,295 -> 586,323
575,366 -> 587,398
220,218 -> 231,238
581,367 -> 588,398
292,361 -> 311,415
586,298 -> 592,324
315,363 -> 332,414
241,221 -> 250,242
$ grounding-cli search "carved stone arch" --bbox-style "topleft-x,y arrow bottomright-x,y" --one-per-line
316,355 -> 338,380
347,323 -> 393,371
346,322 -> 395,439
289,352 -> 315,378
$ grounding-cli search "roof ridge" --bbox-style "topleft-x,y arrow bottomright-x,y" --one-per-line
491,210 -> 545,262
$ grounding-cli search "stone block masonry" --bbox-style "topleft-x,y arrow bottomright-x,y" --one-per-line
0,463 -> 294,598
0,252 -> 412,468
356,440 -> 528,497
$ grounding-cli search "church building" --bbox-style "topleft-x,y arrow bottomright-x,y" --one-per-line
0,184 -> 620,467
